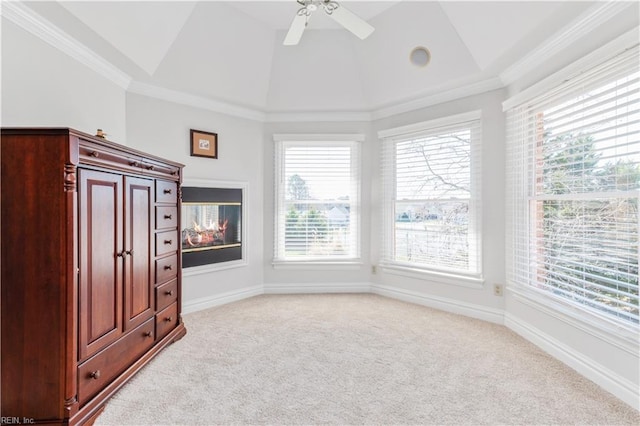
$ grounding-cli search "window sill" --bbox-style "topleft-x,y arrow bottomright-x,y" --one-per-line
272,260 -> 363,271
379,263 -> 484,289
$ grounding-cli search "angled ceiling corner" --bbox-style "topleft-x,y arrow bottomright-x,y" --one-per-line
59,1 -> 198,77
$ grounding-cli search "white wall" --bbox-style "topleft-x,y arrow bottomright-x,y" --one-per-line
1,18 -> 126,141
369,89 -> 507,323
125,93 -> 264,311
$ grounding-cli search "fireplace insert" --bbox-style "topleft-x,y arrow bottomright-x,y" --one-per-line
181,187 -> 242,268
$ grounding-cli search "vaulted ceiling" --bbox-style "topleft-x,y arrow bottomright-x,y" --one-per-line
19,1 -> 639,115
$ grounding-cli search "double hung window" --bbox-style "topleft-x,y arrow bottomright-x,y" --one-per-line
273,135 -> 361,262
380,112 -> 482,277
506,47 -> 639,325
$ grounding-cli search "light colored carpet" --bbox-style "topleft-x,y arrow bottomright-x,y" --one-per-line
95,294 -> 639,425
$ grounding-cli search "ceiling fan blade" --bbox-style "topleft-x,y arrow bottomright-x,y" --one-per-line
284,13 -> 308,46
328,4 -> 374,40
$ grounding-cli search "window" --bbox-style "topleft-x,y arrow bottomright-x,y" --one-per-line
379,111 -> 482,277
506,46 -> 639,326
273,135 -> 361,262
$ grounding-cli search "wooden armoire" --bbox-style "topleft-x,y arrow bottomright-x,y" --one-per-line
1,128 -> 187,425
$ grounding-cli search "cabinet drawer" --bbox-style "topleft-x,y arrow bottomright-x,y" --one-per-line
156,302 -> 178,341
155,206 -> 177,230
156,180 -> 177,204
77,319 -> 155,405
155,254 -> 178,284
156,279 -> 178,311
155,230 -> 178,256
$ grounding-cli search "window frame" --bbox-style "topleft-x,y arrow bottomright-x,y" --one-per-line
505,45 -> 640,332
378,111 -> 483,283
272,134 -> 363,267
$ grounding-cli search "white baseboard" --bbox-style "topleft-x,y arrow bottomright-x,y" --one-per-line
263,282 -> 372,294
182,285 -> 263,315
505,312 -> 639,411
371,283 -> 504,325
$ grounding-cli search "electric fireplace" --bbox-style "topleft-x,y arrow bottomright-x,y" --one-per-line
181,186 -> 242,268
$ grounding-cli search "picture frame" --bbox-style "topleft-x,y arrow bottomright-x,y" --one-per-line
190,129 -> 218,159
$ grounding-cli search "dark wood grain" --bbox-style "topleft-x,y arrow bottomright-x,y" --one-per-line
1,128 -> 185,425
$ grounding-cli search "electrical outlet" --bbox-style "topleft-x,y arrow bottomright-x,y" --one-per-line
371,265 -> 377,274
493,284 -> 503,296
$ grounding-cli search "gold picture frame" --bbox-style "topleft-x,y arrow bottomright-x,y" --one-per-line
190,129 -> 218,159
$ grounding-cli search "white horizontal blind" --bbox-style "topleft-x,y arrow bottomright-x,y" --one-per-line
274,140 -> 360,261
506,45 -> 640,325
381,114 -> 482,275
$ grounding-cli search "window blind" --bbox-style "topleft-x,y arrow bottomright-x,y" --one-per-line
380,112 -> 482,275
506,45 -> 639,325
274,139 -> 360,261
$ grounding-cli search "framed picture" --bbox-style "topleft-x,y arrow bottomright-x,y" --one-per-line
190,129 -> 218,159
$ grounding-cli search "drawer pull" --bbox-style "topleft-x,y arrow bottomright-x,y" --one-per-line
89,151 -> 99,158
129,161 -> 140,167
146,165 -> 155,171
116,251 -> 124,258
164,265 -> 172,271
143,331 -> 153,338
163,189 -> 172,194
164,239 -> 173,245
125,250 -> 133,256
164,214 -> 172,220
165,290 -> 174,296
165,316 -> 173,322
171,171 -> 178,176
89,370 -> 101,380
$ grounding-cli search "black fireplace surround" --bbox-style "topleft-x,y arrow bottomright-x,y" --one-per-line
181,186 -> 242,268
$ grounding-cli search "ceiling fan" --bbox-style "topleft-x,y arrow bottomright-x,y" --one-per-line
284,0 -> 375,46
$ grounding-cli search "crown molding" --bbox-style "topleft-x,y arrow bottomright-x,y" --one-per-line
265,111 -> 372,123
499,1 -> 635,87
370,77 -> 504,120
502,27 -> 639,111
1,1 -> 131,89
1,1 -> 506,124
127,81 -> 267,122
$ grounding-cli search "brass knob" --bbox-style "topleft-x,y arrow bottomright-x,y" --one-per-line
89,370 -> 101,380
163,189 -> 172,194
164,265 -> 172,271
165,290 -> 174,296
89,151 -> 100,158
164,239 -> 172,245
165,316 -> 173,322
164,214 -> 172,220
144,331 -> 152,338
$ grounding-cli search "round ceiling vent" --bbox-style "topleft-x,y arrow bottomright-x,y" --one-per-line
410,46 -> 431,67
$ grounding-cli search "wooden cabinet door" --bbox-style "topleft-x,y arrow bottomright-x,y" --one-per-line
78,169 -> 123,361
123,176 -> 154,331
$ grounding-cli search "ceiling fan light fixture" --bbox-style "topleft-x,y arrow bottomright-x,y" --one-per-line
285,0 -> 375,45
